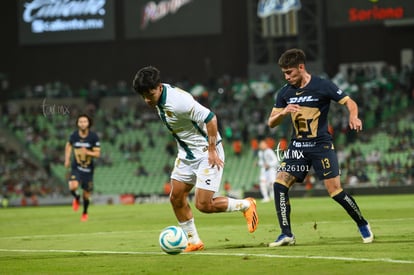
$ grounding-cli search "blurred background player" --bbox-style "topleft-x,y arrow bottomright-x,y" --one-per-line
64,114 -> 101,222
132,66 -> 258,252
267,48 -> 373,246
256,139 -> 279,202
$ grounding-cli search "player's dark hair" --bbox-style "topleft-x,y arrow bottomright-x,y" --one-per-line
278,48 -> 306,69
132,66 -> 161,95
76,113 -> 93,128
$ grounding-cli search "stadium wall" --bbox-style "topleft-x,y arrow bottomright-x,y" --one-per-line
1,0 -> 413,99
324,0 -> 414,76
0,0 -> 248,95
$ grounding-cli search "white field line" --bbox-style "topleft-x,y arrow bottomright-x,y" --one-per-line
0,230 -> 149,240
0,217 -> 413,265
0,248 -> 413,264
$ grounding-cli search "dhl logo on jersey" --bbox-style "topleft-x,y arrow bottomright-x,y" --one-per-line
287,95 -> 319,104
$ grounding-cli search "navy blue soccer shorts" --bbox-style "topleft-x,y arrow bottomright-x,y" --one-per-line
69,170 -> 94,192
278,142 -> 340,182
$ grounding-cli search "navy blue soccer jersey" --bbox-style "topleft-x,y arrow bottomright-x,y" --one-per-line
68,131 -> 100,173
274,76 -> 349,143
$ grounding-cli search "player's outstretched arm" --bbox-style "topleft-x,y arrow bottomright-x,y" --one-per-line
206,115 -> 224,170
64,142 -> 72,168
344,98 -> 363,132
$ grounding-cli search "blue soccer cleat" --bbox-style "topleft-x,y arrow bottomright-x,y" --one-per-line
359,223 -> 374,243
269,234 -> 296,247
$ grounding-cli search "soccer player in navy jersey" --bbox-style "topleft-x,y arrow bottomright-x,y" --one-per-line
267,49 -> 374,246
132,66 -> 258,252
64,114 -> 101,222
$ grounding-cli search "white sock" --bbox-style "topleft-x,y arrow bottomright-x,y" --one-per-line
226,198 -> 250,212
179,218 -> 201,244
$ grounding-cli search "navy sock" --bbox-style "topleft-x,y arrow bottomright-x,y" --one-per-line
273,182 -> 292,236
332,191 -> 368,227
71,190 -> 80,201
83,198 -> 89,214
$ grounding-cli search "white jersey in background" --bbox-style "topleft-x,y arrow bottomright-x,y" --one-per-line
258,147 -> 279,202
258,148 -> 279,171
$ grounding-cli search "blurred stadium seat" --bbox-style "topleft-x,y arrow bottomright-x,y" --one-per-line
1,68 -> 413,198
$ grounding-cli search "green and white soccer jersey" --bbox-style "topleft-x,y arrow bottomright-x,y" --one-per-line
156,84 -> 224,191
156,84 -> 221,161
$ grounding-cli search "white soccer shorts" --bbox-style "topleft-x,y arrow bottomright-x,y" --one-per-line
171,143 -> 225,192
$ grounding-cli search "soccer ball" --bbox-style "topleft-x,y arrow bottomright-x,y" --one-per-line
159,226 -> 188,255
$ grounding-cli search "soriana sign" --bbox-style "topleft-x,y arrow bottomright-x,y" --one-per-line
326,0 -> 413,27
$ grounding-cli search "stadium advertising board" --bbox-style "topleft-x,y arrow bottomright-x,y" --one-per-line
326,0 -> 414,27
18,0 -> 115,45
257,0 -> 301,18
124,0 -> 222,39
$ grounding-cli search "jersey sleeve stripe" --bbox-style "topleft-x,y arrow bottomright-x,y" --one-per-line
338,96 -> 350,105
204,112 -> 215,123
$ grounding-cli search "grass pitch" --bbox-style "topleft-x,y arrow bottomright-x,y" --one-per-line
1,194 -> 413,274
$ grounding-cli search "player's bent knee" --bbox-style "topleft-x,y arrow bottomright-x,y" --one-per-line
68,181 -> 79,190
275,172 -> 296,187
169,193 -> 187,208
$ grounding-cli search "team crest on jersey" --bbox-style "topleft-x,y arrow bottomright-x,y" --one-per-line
166,111 -> 174,117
